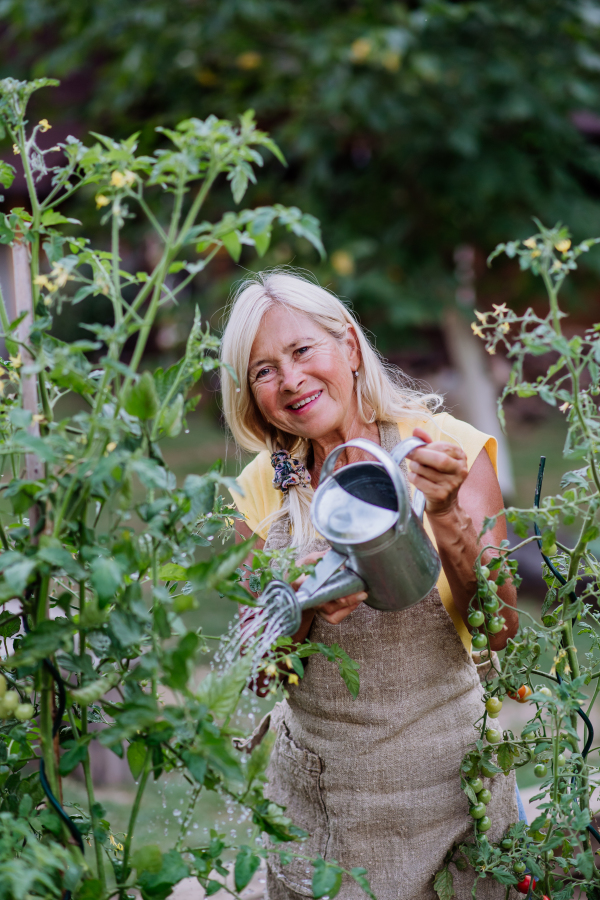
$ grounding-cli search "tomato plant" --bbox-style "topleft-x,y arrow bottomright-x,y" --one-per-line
0,79 -> 376,900
436,222 -> 600,897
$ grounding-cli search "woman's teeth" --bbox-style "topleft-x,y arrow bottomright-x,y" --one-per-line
290,391 -> 322,410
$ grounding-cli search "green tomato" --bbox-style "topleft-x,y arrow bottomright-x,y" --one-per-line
468,777 -> 483,794
545,543 -> 558,557
486,728 -> 503,745
513,861 -> 526,875
478,816 -> 492,833
537,686 -> 552,698
534,763 -> 547,778
557,753 -> 566,767
485,697 -> 503,716
2,691 -> 19,714
469,802 -> 487,820
0,674 -> 6,698
487,580 -> 499,594
14,703 -> 34,721
478,788 -> 492,805
500,838 -> 513,851
472,633 -> 488,650
487,616 -> 505,634
468,610 -> 485,628
483,596 -> 499,615
480,760 -> 498,778
479,566 -> 490,579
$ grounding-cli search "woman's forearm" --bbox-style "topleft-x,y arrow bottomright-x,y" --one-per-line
427,502 -> 518,651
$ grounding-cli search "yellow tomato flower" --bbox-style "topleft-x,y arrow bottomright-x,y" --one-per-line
106,441 -> 117,453
471,322 -> 484,339
111,171 -> 126,188
499,322 -> 511,334
555,239 -> 571,253
32,414 -> 45,423
475,310 -> 487,323
288,673 -> 299,686
50,264 -> 69,288
95,194 -> 110,209
123,170 -> 136,186
492,303 -> 508,316
350,38 -> 372,62
486,345 -> 496,355
12,144 -> 19,155
38,119 -> 52,132
265,664 -> 278,678
9,353 -> 22,369
284,656 -> 294,670
531,250 -> 541,258
559,401 -> 571,413
523,237 -> 537,249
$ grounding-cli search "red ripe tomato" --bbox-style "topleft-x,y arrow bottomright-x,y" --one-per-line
508,685 -> 532,703
516,875 -> 536,894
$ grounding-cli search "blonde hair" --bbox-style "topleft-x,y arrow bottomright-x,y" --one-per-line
220,269 -> 442,549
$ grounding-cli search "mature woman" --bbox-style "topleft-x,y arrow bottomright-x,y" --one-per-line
222,271 -> 520,900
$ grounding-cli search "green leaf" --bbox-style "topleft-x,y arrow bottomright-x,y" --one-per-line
124,371 -> 160,419
312,859 -> 343,899
138,849 -> 190,896
349,868 -> 376,900
253,229 -> 271,257
132,845 -> 163,875
0,612 -> 19,639
77,880 -> 103,900
69,671 -> 120,705
433,866 -> 454,900
181,751 -> 207,785
221,230 -> 242,262
196,657 -> 250,718
159,563 -> 189,581
41,210 -> 81,227
90,556 -> 123,606
0,161 -> 15,189
234,846 -> 261,891
157,392 -> 183,438
575,849 -> 594,879
59,740 -> 89,776
127,740 -> 147,780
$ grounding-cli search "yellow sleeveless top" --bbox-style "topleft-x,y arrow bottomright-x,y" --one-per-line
228,412 -> 497,653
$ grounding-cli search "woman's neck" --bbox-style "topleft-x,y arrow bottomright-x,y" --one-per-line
308,413 -> 380,488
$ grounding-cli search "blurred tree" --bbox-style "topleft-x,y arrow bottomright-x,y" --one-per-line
3,0 -> 600,492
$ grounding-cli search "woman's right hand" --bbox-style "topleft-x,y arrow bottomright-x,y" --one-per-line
295,550 -> 368,628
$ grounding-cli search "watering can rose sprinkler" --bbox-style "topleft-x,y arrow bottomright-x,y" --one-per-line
258,437 -> 442,637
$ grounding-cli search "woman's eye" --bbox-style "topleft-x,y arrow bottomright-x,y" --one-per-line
255,367 -> 271,380
297,346 -> 310,355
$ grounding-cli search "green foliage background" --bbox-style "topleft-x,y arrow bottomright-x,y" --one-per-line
3,2 -> 600,343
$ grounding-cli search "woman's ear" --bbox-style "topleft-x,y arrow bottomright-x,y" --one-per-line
345,324 -> 362,371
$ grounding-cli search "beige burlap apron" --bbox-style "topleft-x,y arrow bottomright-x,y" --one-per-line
261,422 -> 519,900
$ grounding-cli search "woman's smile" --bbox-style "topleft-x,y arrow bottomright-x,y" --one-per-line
287,389 -> 323,413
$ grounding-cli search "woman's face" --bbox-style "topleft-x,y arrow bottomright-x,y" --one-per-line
248,305 -> 361,443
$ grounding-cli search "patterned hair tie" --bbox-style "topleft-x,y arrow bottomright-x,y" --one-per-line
271,449 -> 311,493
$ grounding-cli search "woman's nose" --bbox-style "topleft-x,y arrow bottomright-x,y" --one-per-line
279,361 -> 304,393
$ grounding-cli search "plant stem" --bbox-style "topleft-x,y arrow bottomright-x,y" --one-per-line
120,747 -> 152,893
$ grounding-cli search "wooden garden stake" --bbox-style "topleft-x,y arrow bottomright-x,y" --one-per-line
11,239 -> 43,536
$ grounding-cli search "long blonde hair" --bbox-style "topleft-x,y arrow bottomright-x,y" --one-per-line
220,270 -> 442,548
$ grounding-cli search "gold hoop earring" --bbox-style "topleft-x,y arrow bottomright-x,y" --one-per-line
367,409 -> 377,424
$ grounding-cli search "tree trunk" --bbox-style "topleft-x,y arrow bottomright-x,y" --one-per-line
444,246 -> 515,500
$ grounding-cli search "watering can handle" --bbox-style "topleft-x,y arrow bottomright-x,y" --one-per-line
320,437 -> 413,530
391,437 -> 427,521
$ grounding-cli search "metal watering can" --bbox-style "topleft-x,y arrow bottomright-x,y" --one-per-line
259,437 -> 441,636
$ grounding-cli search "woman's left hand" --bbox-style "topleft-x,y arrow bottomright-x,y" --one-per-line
406,427 -> 469,516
